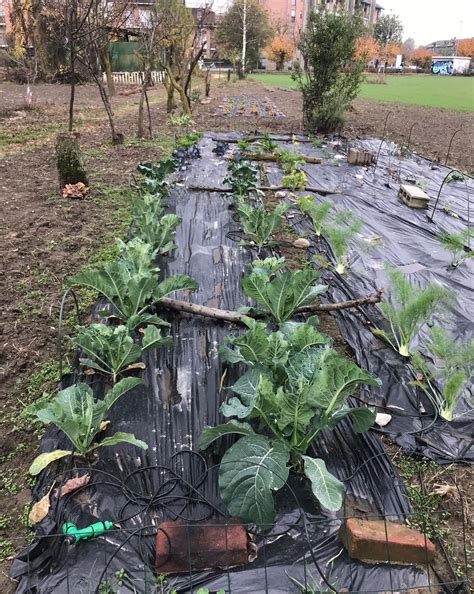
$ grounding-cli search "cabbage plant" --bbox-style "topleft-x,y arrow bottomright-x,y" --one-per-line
201,320 -> 380,525
237,202 -> 290,250
29,378 -> 146,475
241,260 -> 327,324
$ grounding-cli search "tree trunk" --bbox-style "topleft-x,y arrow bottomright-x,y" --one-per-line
166,65 -> 191,115
96,76 -> 123,144
137,83 -> 146,138
102,45 -> 115,97
241,0 -> 247,77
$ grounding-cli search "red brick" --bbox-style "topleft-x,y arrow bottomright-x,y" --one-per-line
156,519 -> 249,573
340,518 -> 435,565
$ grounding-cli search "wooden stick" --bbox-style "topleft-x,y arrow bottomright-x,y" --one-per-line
159,290 -> 383,324
242,151 -> 322,165
211,136 -> 316,144
188,184 -> 337,195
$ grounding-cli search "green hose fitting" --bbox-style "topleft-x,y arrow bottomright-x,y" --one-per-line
62,521 -> 114,544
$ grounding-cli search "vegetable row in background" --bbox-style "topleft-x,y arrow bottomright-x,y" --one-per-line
29,156 -> 199,475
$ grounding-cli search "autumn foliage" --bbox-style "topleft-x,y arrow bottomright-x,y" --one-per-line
410,47 -> 433,69
458,38 -> 474,58
355,35 -> 380,63
265,34 -> 296,70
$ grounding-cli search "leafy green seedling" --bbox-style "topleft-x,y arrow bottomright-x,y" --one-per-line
411,327 -> 473,421
276,148 -> 306,174
29,378 -> 147,475
241,259 -> 327,323
237,202 -> 290,250
298,196 -> 333,236
282,170 -> 307,191
373,268 -> 451,357
437,228 -> 474,268
69,262 -> 198,330
324,212 -> 362,274
224,159 -> 259,198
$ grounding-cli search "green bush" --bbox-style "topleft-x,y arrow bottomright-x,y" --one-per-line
294,9 -> 363,133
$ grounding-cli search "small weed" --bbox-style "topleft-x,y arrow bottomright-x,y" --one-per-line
0,515 -> 10,529
0,470 -> 20,496
0,540 -> 15,560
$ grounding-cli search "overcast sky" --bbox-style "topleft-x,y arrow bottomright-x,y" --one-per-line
200,0 -> 474,47
380,0 -> 474,46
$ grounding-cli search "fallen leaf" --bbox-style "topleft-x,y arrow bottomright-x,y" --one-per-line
126,362 -> 146,371
59,474 -> 91,498
100,420 -> 110,432
29,482 -> 55,525
431,484 -> 459,499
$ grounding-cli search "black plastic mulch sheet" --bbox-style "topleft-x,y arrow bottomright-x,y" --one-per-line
224,132 -> 473,464
12,136 -> 450,593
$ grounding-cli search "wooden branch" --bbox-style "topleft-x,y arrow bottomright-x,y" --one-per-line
159,290 -> 383,324
212,136 -> 316,144
188,185 -> 337,195
242,152 -> 322,165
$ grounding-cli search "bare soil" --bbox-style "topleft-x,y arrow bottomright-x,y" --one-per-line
0,78 -> 472,592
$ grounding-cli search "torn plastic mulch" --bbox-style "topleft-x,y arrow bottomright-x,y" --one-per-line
238,132 -> 473,464
12,136 -> 451,593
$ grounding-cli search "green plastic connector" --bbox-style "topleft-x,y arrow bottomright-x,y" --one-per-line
62,521 -> 114,544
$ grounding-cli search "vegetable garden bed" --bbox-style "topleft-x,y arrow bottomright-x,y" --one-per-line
11,133 -> 471,593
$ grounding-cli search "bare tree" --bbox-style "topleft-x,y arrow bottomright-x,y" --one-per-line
154,0 -> 212,114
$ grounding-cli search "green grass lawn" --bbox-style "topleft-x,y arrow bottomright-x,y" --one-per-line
251,73 -> 474,112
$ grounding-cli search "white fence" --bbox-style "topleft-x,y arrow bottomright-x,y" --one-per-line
103,71 -> 166,85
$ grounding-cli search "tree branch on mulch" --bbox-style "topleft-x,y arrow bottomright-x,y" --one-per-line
241,152 -> 322,165
159,290 -> 383,324
188,184 -> 337,195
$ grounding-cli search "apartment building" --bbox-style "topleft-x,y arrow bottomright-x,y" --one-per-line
302,0 -> 382,30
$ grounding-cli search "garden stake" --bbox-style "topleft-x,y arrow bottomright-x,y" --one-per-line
445,129 -> 462,166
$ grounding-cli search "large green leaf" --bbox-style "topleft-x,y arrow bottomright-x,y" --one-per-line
95,432 -> 148,451
29,450 -> 73,476
328,406 -> 376,433
103,377 -> 144,411
219,435 -> 290,526
282,321 -> 331,352
302,456 -> 344,511
221,369 -> 261,418
141,325 -> 173,352
199,421 -> 255,450
220,320 -> 269,367
154,275 -> 199,300
275,386 -> 316,437
307,349 -> 381,415
242,269 -> 327,323
68,263 -> 127,305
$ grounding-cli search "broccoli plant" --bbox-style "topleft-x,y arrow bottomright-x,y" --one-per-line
133,212 -> 182,255
411,327 -> 473,421
298,196 -> 333,236
241,259 -> 327,323
373,268 -> 451,357
29,378 -> 147,475
69,262 -> 198,330
237,202 -> 290,250
437,228 -> 474,268
224,160 -> 259,199
201,320 -> 380,525
116,238 -> 160,279
255,134 -> 278,153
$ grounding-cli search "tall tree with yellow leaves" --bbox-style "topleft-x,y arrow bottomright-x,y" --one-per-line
265,34 -> 296,71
